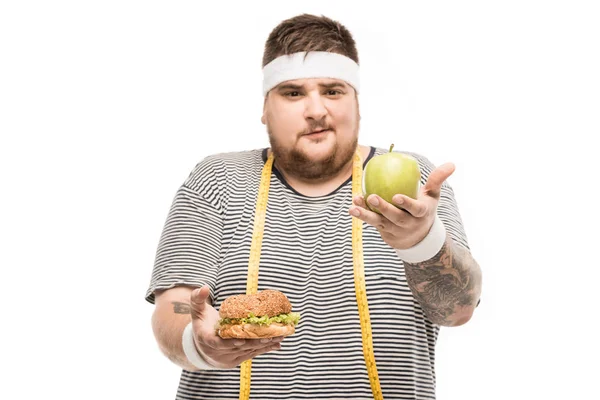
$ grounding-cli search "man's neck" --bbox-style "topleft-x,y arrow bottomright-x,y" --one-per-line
269,145 -> 371,197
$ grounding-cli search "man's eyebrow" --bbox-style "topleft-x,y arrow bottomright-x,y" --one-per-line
276,82 -> 348,91
319,82 -> 347,89
276,83 -> 303,91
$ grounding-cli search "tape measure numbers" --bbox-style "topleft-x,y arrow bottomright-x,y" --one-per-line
240,149 -> 383,400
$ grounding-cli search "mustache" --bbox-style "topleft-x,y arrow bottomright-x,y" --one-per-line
301,120 -> 334,135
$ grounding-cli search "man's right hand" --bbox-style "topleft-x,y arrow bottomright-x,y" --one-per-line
189,285 -> 283,369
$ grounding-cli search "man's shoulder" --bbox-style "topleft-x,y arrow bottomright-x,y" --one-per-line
183,148 -> 264,189
199,148 -> 264,167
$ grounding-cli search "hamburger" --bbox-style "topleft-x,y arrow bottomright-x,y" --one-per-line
216,290 -> 300,339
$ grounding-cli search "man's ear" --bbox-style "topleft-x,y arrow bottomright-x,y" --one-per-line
261,96 -> 267,125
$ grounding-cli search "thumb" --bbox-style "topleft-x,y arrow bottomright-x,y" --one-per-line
423,162 -> 455,199
190,285 -> 211,320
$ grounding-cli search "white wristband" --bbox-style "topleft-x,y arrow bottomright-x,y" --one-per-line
182,322 -> 220,370
395,215 -> 447,263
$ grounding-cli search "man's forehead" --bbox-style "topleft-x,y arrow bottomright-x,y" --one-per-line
274,78 -> 349,90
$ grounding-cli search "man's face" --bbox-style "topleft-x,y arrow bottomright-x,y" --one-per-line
262,78 -> 360,181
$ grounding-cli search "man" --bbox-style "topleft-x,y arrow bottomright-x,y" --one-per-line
147,13 -> 482,400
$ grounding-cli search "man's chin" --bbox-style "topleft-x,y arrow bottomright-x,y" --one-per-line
295,140 -> 337,162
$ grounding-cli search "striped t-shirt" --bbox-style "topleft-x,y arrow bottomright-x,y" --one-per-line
145,145 -> 469,400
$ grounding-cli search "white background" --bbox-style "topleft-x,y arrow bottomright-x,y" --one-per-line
1,1 -> 599,399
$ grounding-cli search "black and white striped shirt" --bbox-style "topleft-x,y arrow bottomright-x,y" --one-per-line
146,146 -> 469,400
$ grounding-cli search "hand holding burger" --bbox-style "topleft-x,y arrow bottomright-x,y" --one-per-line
185,286 -> 294,369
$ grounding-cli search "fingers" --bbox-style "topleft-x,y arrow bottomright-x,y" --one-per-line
227,337 -> 284,353
202,334 -> 237,350
423,162 -> 455,199
190,285 -> 211,320
366,195 -> 412,227
199,335 -> 285,368
204,334 -> 284,352
354,194 -> 425,219
349,196 -> 387,229
352,195 -> 367,209
352,195 -> 414,230
197,336 -> 284,369
233,342 -> 282,365
391,194 -> 428,218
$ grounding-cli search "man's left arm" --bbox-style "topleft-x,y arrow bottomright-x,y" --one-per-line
349,158 -> 482,327
403,234 -> 482,326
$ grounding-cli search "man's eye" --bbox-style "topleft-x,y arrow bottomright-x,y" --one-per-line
327,90 -> 342,96
285,91 -> 300,97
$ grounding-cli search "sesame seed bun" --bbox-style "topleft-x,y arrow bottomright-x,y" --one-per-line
218,290 -> 292,319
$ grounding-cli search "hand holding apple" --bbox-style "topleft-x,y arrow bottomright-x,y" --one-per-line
349,145 -> 455,250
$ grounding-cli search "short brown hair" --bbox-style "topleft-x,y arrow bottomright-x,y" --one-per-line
262,14 -> 359,68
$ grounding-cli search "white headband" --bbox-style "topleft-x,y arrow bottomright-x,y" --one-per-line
262,51 -> 360,96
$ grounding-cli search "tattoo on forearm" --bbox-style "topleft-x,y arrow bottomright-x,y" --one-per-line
172,302 -> 191,314
403,238 -> 481,325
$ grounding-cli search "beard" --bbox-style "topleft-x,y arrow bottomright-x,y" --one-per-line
267,124 -> 359,181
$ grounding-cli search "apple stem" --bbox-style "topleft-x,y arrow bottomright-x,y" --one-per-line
389,144 -> 395,153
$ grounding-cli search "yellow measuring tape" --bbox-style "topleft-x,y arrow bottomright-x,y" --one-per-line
239,149 -> 383,400
238,152 -> 274,400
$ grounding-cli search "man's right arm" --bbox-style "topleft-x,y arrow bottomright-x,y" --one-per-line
151,286 -> 199,371
152,285 -> 284,371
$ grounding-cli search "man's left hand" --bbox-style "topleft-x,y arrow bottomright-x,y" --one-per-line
348,162 -> 455,250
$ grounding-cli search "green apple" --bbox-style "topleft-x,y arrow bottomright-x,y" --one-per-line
362,144 -> 421,214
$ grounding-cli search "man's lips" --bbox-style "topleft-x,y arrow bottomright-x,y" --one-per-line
305,128 -> 331,135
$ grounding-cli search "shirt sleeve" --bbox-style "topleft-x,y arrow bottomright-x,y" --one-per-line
145,158 -> 225,305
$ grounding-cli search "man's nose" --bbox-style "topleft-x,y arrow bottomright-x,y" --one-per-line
303,93 -> 328,121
